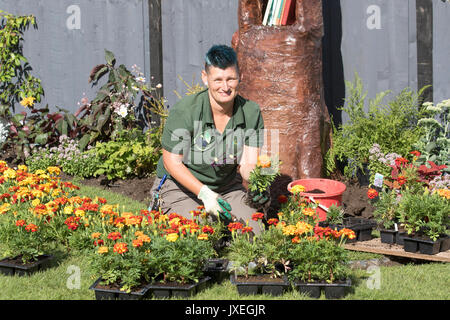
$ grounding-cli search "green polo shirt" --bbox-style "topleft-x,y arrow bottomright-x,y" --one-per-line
156,89 -> 264,191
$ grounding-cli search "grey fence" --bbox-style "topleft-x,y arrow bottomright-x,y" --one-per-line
1,0 -> 449,119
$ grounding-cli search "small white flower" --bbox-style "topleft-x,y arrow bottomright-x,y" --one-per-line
115,104 -> 128,118
156,83 -> 162,89
136,76 -> 146,83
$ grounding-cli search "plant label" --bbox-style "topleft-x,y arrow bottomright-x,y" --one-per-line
373,173 -> 384,188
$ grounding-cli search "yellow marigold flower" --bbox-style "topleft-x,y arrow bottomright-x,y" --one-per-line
197,233 -> 209,240
295,221 -> 313,235
121,212 -> 134,219
74,209 -> 85,217
3,168 -> 16,180
47,166 -> 61,176
0,160 -> 7,167
97,246 -> 109,254
0,203 -> 11,215
166,233 -> 179,242
91,232 -> 102,239
135,231 -> 144,237
64,206 -> 74,215
51,188 -> 62,197
282,225 -> 297,236
291,184 -> 306,194
31,189 -> 45,198
31,198 -> 41,207
20,96 -> 35,108
18,165 -> 28,172
158,214 -> 169,223
34,169 -> 46,175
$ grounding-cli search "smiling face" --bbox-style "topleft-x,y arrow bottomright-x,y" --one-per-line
202,65 -> 240,109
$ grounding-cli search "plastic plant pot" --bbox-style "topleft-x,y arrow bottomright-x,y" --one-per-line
287,179 -> 347,222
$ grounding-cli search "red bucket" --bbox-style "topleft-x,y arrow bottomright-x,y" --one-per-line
287,179 -> 347,222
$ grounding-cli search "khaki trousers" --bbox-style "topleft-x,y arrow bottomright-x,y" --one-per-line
149,175 -> 263,234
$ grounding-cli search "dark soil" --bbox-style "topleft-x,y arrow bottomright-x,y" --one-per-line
1,147 -> 375,220
234,274 -> 287,284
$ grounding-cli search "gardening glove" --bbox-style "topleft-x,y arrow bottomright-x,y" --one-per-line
247,189 -> 271,210
197,185 -> 224,218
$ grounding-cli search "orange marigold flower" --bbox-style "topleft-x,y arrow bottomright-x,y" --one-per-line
302,207 -> 316,217
15,219 -> 26,227
395,157 -> 408,167
295,221 -> 313,235
132,239 -> 143,248
107,231 -> 122,241
97,246 -> 108,254
228,222 -> 243,232
25,223 -> 38,232
251,212 -> 264,221
292,236 -> 301,244
397,175 -> 407,186
137,234 -> 151,243
257,154 -> 271,168
282,225 -> 297,236
91,232 -> 102,239
113,242 -> 128,254
267,218 -> 279,225
367,188 -> 378,199
340,228 -> 356,239
409,150 -> 421,157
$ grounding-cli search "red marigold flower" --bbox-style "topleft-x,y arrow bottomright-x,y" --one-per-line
228,222 -> 243,232
367,188 -> 379,199
113,242 -> 128,254
409,150 -> 421,157
277,194 -> 288,204
201,225 -> 215,234
98,197 -> 107,204
397,175 -> 407,186
251,212 -> 264,221
93,239 -> 104,247
395,157 -> 409,167
15,219 -> 26,227
107,232 -> 122,241
242,226 -> 253,234
267,218 -> 279,225
25,223 -> 38,232
292,236 -> 301,244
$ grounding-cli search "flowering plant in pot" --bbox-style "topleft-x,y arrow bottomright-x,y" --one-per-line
371,189 -> 401,243
227,214 -> 293,295
246,154 -> 280,210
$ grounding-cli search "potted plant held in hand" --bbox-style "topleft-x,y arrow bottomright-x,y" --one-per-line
246,154 -> 280,212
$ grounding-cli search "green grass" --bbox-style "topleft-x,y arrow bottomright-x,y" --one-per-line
0,184 -> 449,300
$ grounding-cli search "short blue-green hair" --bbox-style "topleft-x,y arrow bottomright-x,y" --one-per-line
205,44 -> 239,73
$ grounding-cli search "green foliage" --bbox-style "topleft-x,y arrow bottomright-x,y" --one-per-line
372,189 -> 399,229
326,204 -> 345,225
414,99 -> 450,172
0,10 -> 44,117
331,73 -> 427,178
76,50 -> 167,150
227,230 -> 259,278
248,155 -> 280,195
148,235 -> 215,284
287,238 -> 349,283
398,189 -> 450,240
93,128 -> 161,180
25,135 -> 100,178
0,209 -> 52,264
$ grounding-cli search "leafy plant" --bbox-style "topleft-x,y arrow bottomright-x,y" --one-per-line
413,99 -> 450,173
398,189 -> 450,240
26,135 -> 100,178
248,154 -> 280,195
330,73 -> 427,179
0,10 -> 44,117
76,50 -> 167,150
326,204 -> 345,226
92,128 -> 161,180
372,189 -> 400,229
